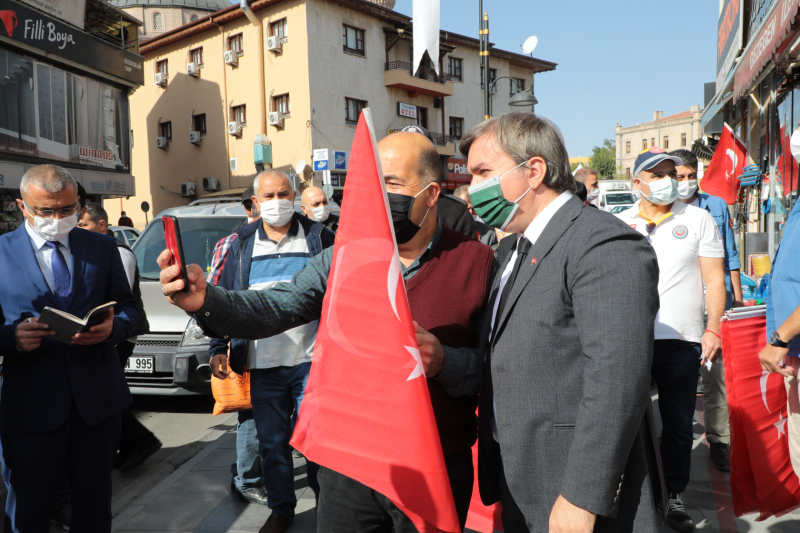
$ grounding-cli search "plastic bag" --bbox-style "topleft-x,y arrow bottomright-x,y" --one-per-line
211,367 -> 251,416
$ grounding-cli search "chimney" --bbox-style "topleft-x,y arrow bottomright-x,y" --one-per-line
653,111 -> 663,121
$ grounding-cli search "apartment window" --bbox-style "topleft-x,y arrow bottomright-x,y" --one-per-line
192,113 -> 206,134
273,94 -> 290,115
231,105 -> 247,125
642,139 -> 647,150
625,140 -> 631,154
448,57 -> 462,81
228,33 -> 243,55
343,25 -> 365,56
663,136 -> 669,149
270,18 -> 288,40
159,121 -> 172,141
156,59 -> 168,77
681,133 -> 687,147
510,77 -> 525,95
345,97 -> 367,125
153,12 -> 163,31
449,117 -> 464,139
190,47 -> 203,66
480,67 -> 497,88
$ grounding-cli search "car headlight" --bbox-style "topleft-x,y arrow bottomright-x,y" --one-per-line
181,318 -> 210,347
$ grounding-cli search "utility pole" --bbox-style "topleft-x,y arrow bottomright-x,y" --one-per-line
480,2 -> 490,119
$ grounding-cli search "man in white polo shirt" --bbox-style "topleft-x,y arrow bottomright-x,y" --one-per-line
617,147 -> 726,533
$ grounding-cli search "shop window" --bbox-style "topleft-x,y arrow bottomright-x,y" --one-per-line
192,113 -> 206,134
510,77 -> 525,95
159,121 -> 172,141
228,33 -> 244,55
273,94 -> 290,115
343,25 -> 365,56
642,139 -> 647,150
448,57 -> 462,81
625,141 -> 630,154
449,117 -> 464,139
681,133 -> 687,147
481,67 -> 497,88
231,105 -> 247,125
190,47 -> 203,66
663,136 -> 669,149
345,97 -> 367,125
271,18 -> 288,40
153,12 -> 164,31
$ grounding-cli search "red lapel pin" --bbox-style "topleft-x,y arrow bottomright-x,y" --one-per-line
531,258 -> 537,265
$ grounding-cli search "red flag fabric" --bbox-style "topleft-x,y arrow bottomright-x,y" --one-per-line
722,315 -> 800,519
464,440 -> 503,532
700,123 -> 748,204
0,10 -> 18,38
290,109 -> 460,533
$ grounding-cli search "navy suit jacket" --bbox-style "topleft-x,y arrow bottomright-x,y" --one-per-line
0,226 -> 137,435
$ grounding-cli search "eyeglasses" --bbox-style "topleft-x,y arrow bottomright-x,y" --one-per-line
23,201 -> 79,218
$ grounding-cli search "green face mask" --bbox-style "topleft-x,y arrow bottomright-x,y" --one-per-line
467,161 -> 531,230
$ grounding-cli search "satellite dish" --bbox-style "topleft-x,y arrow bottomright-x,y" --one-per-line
521,36 -> 538,55
295,160 -> 307,176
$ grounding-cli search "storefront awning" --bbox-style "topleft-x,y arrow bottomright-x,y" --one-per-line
702,68 -> 734,129
734,0 -> 800,103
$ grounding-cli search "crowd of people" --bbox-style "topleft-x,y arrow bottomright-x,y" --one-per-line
0,110 -> 799,533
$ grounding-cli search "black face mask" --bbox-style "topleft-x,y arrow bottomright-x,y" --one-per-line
387,186 -> 431,244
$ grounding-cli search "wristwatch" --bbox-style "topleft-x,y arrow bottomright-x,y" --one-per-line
769,331 -> 790,348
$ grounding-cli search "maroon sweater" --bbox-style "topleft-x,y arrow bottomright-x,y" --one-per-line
406,225 -> 494,455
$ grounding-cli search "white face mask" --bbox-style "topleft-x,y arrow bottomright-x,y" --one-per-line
638,177 -> 678,206
23,201 -> 78,242
310,204 -> 330,223
586,188 -> 600,202
259,199 -> 294,227
677,179 -> 698,200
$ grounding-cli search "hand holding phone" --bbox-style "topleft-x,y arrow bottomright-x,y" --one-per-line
162,216 -> 190,293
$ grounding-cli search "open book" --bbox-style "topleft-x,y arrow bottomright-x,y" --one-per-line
38,302 -> 116,345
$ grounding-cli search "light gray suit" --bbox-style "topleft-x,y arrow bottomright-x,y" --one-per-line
479,195 -> 663,532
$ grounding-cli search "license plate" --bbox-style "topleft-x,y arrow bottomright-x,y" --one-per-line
125,356 -> 155,374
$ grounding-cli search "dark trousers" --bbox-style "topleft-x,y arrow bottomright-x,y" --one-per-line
0,404 -> 120,533
498,450 -> 529,533
652,339 -> 701,494
316,448 -> 474,532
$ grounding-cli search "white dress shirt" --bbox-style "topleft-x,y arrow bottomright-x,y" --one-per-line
24,222 -> 74,293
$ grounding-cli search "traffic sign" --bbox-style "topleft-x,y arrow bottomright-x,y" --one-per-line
312,148 -> 329,162
314,160 -> 329,171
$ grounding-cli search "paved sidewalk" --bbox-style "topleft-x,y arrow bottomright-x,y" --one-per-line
111,393 -> 800,533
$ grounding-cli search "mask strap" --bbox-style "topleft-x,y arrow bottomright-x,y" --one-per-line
413,182 -> 433,198
513,187 -> 532,204
417,206 -> 432,228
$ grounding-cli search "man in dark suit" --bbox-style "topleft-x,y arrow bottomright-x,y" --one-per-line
461,113 -> 661,532
0,164 -> 138,532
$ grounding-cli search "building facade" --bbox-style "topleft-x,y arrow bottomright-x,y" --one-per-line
109,0 -> 556,227
0,0 -> 144,236
109,0 -> 233,40
615,106 -> 702,177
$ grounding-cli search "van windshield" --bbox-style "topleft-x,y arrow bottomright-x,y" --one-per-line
134,216 -> 246,279
606,193 -> 637,205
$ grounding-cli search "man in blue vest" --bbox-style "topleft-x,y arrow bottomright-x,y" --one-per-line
671,149 -> 741,473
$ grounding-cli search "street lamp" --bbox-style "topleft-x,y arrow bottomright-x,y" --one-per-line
488,75 -> 538,115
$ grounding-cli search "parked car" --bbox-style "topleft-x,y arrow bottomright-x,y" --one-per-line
110,226 -> 141,248
599,191 -> 637,213
128,199 -> 246,395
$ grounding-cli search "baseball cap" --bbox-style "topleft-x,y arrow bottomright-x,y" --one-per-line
400,124 -> 434,143
241,187 -> 254,203
632,147 -> 683,178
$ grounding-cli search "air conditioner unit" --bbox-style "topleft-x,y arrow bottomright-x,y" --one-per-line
154,73 -> 167,86
229,158 -> 238,171
224,50 -> 238,66
268,112 -> 284,127
202,177 -> 221,191
267,36 -> 281,52
181,182 -> 196,197
156,136 -> 168,149
227,121 -> 242,135
187,62 -> 199,77
189,131 -> 202,144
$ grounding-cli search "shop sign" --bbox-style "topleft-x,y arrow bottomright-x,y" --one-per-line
0,0 -> 143,85
442,158 -> 471,189
312,148 -> 329,171
750,0 -> 777,36
333,151 -> 347,170
387,128 -> 400,135
16,0 -> 85,29
717,0 -> 743,90
397,102 -> 417,120
331,175 -> 339,187
83,174 -> 134,196
734,0 -> 800,102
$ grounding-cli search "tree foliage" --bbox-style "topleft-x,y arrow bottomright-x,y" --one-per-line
589,139 -> 619,179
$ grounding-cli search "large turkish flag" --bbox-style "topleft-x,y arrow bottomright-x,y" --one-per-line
701,123 -> 748,205
290,109 -> 460,533
722,313 -> 800,519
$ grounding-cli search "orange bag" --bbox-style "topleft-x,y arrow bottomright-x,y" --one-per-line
211,367 -> 252,416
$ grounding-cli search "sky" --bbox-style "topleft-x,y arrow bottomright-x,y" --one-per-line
391,0 -> 720,158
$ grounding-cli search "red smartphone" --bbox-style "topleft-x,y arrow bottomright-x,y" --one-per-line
162,215 -> 190,292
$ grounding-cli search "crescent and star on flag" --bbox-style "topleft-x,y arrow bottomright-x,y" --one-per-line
760,370 -> 789,439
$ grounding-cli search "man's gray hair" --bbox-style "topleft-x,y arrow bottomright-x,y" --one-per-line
253,169 -> 294,197
574,167 -> 598,183
20,164 -> 77,196
453,184 -> 470,201
459,113 -> 576,194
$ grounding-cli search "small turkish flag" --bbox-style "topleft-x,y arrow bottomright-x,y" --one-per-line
291,108 -> 460,533
0,11 -> 17,37
700,123 -> 748,204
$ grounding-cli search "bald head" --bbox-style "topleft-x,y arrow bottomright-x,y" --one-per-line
252,170 -> 295,205
378,132 -> 442,187
300,186 -> 330,221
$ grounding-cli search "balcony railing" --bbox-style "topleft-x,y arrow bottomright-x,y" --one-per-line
385,61 -> 452,84
429,132 -> 458,146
